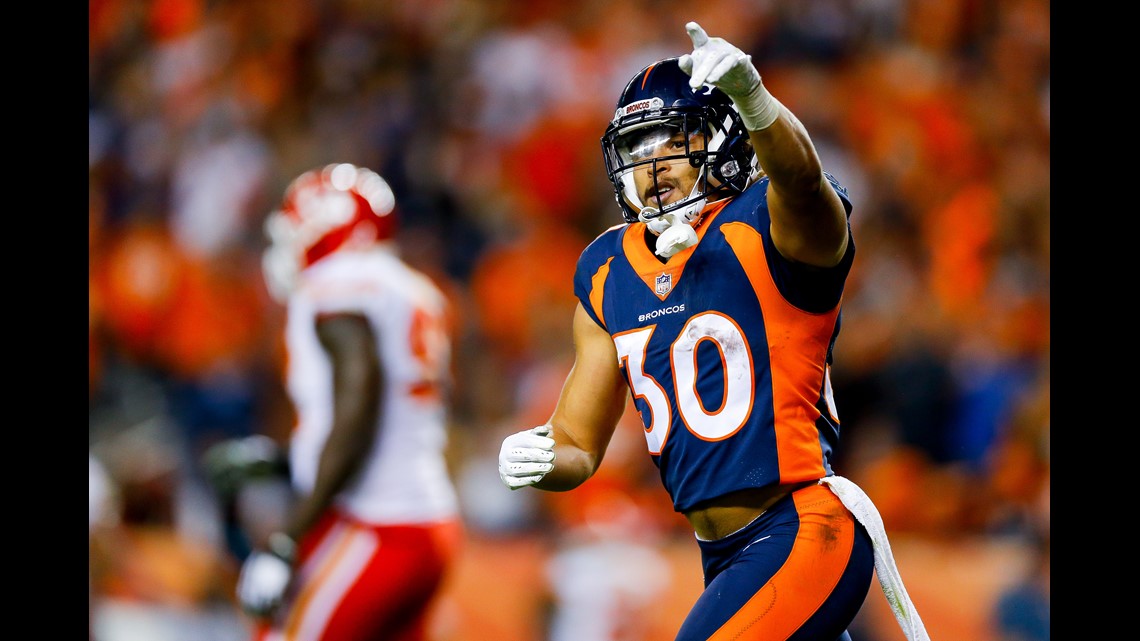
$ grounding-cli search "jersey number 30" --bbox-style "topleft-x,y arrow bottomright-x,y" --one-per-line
614,311 -> 754,455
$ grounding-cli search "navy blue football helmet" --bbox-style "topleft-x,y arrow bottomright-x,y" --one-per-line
601,57 -> 758,224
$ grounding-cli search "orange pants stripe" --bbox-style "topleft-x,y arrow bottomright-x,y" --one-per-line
678,484 -> 873,641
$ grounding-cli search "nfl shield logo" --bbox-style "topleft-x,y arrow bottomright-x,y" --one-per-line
655,272 -> 672,296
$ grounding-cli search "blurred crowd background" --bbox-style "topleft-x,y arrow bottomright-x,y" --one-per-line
88,0 -> 1049,640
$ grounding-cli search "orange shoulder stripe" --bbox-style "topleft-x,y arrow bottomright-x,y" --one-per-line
721,222 -> 836,482
588,256 -> 614,329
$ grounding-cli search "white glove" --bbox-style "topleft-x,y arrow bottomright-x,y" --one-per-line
236,549 -> 293,617
499,425 -> 556,490
677,22 -> 779,131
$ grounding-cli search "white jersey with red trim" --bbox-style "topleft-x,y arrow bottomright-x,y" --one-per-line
283,245 -> 459,525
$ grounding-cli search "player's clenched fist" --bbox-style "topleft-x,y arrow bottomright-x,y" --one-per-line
499,425 -> 556,490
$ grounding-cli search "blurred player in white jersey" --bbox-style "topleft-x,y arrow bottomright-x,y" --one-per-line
237,162 -> 463,641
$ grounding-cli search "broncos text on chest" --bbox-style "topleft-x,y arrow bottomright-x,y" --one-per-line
638,302 -> 686,324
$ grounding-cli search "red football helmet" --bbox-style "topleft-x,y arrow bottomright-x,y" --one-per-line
262,163 -> 397,301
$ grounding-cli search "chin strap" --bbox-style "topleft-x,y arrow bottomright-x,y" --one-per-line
640,197 -> 705,258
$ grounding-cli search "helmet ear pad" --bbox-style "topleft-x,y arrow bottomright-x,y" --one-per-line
708,129 -> 754,192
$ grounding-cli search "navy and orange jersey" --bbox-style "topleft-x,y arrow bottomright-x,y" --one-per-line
573,175 -> 855,513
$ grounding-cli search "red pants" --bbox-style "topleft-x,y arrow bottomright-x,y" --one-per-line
252,511 -> 463,641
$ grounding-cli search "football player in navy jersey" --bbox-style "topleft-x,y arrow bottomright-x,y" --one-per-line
499,22 -> 930,641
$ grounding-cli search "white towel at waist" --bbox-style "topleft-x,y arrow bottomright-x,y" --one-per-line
819,475 -> 932,641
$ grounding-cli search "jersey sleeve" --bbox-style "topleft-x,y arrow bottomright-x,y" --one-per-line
572,226 -> 625,331
763,172 -> 856,314
824,171 -> 854,220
